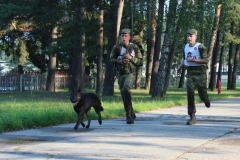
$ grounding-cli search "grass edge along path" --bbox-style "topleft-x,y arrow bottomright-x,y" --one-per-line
0,85 -> 239,133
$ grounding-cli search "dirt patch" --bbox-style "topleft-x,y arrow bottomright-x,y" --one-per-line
198,147 -> 220,151
216,138 -> 240,146
5,138 -> 46,144
162,122 -> 183,125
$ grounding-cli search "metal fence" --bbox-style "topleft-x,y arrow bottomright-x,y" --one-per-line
0,71 -> 43,93
1,70 -> 184,93
55,71 -> 70,89
54,71 -> 95,89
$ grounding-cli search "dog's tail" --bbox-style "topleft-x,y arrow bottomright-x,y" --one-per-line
99,105 -> 104,111
98,99 -> 104,111
93,97 -> 104,112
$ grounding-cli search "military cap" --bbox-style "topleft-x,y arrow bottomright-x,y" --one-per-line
187,29 -> 197,35
121,28 -> 131,34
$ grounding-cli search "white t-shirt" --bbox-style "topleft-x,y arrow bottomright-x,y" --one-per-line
184,42 -> 204,66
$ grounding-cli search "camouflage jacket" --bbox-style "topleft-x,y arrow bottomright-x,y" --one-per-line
110,42 -> 143,75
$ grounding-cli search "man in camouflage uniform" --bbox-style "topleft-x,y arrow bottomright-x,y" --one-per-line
110,28 -> 143,124
177,29 -> 210,125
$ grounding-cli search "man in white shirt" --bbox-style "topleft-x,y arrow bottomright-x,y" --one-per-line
177,29 -> 210,125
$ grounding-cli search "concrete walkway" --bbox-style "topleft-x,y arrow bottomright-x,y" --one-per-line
0,97 -> 240,160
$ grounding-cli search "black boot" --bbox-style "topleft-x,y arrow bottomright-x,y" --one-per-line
122,88 -> 134,124
126,116 -> 134,124
126,102 -> 134,124
205,101 -> 210,108
132,112 -> 136,120
186,113 -> 196,125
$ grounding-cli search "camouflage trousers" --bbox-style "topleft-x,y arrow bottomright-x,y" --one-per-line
186,66 -> 209,115
117,73 -> 135,119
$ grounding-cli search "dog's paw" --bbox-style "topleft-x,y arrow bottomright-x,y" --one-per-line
98,120 -> 102,125
86,125 -> 90,128
74,126 -> 78,130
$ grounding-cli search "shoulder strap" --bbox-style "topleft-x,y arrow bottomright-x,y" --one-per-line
127,43 -> 134,54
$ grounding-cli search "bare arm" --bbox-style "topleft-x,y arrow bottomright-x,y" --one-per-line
186,56 -> 208,64
177,59 -> 184,74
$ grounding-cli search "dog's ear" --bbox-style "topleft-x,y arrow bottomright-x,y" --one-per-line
78,87 -> 81,93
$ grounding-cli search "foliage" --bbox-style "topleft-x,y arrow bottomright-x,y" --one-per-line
0,0 -> 239,92
17,37 -> 29,66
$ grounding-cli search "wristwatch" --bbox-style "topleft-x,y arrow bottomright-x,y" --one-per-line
192,58 -> 195,62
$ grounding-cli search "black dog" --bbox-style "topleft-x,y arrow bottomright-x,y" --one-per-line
70,87 -> 103,130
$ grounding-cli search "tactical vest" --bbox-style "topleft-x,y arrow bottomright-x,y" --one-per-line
115,43 -> 137,75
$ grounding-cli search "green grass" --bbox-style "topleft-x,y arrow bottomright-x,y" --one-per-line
0,83 -> 239,133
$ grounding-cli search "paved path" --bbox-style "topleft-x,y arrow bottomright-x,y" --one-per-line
0,97 -> 240,160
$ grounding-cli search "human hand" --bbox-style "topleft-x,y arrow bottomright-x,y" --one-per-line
118,59 -> 126,64
186,55 -> 193,62
124,52 -> 132,60
118,59 -> 123,64
177,68 -> 181,75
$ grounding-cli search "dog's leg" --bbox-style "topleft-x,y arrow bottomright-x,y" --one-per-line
74,112 -> 84,130
94,110 -> 102,125
85,111 -> 91,128
76,113 -> 85,128
98,112 -> 102,125
93,99 -> 103,125
81,122 -> 85,128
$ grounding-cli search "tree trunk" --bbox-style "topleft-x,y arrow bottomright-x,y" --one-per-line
41,54 -> 46,90
46,26 -> 58,92
231,44 -> 240,89
18,65 -> 24,91
71,0 -> 85,92
79,2 -> 86,92
145,0 -> 155,90
79,33 -> 85,92
130,1 -> 133,40
207,4 -> 222,85
164,0 -> 187,93
227,22 -> 234,90
164,26 -> 181,94
209,29 -> 221,91
178,67 -> 185,88
46,55 -> 56,91
71,1 -> 80,91
102,0 -> 124,96
152,31 -> 170,98
152,0 -> 180,97
200,0 -> 205,44
18,65 -> 23,74
135,28 -> 144,89
164,0 -> 188,94
149,0 -> 164,95
96,1 -> 104,94
217,30 -> 226,87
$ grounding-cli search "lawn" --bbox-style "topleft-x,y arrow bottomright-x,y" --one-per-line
0,83 -> 239,133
